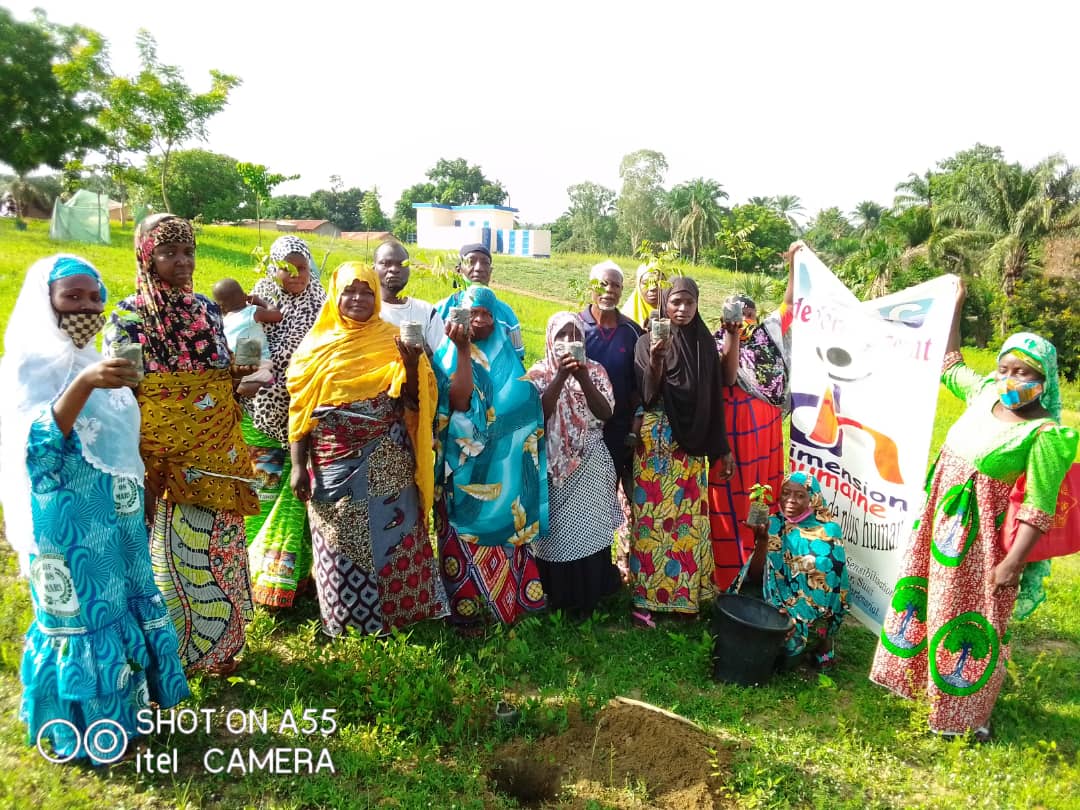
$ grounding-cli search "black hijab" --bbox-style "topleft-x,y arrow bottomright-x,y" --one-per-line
634,277 -> 729,459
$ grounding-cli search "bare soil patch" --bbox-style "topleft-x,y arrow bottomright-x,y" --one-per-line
488,697 -> 734,809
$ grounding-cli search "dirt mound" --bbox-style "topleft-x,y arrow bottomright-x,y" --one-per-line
489,697 -> 733,809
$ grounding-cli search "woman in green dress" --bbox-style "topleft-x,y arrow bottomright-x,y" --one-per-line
870,282 -> 1078,740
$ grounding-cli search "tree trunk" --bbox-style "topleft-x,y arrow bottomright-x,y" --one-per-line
159,146 -> 172,213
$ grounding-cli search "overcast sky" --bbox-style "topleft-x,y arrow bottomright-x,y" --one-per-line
7,0 -> 1078,223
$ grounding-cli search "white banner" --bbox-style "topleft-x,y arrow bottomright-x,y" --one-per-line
787,247 -> 958,631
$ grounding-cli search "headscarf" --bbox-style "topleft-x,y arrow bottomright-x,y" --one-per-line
49,255 -> 107,302
0,256 -> 144,574
526,311 -> 615,487
286,262 -> 436,512
783,471 -> 834,523
269,234 -> 320,278
249,235 -> 327,441
722,293 -> 791,410
634,277 -> 729,459
994,332 -> 1062,422
128,214 -> 224,372
590,260 -> 624,283
620,263 -> 660,327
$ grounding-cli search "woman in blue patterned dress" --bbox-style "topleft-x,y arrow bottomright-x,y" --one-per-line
732,471 -> 850,668
0,255 -> 189,764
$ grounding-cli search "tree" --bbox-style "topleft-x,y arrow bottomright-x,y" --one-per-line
427,157 -> 508,206
803,207 -> 860,267
0,9 -> 107,189
391,182 -> 436,239
773,194 -> 805,231
391,158 -> 508,235
265,193 -> 325,222
1007,261 -> 1080,380
309,186 -> 364,231
661,178 -> 728,263
616,149 -> 668,250
711,204 -> 796,273
105,30 -> 239,212
237,162 -> 299,244
360,186 -> 390,231
933,154 -> 1080,305
851,200 -> 886,236
135,149 -> 250,222
893,171 -> 933,211
556,181 -> 618,254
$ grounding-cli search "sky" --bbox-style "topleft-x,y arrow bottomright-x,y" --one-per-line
6,0 -> 1079,224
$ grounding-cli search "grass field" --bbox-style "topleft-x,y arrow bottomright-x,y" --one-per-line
0,218 -> 1078,809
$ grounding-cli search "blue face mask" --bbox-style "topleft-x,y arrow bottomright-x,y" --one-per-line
996,376 -> 1044,410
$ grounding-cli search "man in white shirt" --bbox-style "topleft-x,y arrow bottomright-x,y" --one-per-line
374,240 -> 445,352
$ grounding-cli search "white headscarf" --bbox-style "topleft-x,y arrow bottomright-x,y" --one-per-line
0,255 -> 145,574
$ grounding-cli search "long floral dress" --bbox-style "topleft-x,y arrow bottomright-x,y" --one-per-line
306,394 -> 447,636
870,360 -> 1078,735
629,408 -> 716,614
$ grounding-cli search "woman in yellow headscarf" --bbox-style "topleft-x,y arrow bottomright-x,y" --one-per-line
620,263 -> 666,328
286,262 -> 446,637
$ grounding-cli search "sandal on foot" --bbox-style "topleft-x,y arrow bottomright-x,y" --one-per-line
631,610 -> 656,629
973,724 -> 992,743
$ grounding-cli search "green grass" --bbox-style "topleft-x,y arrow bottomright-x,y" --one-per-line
0,218 -> 762,368
1,218 -> 1079,809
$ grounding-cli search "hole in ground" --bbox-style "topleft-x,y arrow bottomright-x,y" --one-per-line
488,757 -> 563,807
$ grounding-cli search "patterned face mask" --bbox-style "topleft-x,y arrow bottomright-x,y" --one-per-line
57,311 -> 105,348
996,376 -> 1044,410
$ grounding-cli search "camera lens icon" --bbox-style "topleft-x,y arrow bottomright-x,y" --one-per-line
85,719 -> 130,764
36,718 -> 129,765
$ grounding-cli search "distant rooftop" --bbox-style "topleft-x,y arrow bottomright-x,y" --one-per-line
412,203 -> 519,213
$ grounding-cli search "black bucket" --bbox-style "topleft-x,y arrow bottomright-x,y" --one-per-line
710,593 -> 794,686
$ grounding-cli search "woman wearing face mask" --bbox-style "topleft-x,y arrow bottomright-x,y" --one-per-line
734,472 -> 849,669
870,280 -> 1078,742
0,255 -> 189,763
106,214 -> 260,677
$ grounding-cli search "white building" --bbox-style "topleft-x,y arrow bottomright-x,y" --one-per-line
413,203 -> 551,257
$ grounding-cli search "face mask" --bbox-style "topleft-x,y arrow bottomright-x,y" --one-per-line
996,376 -> 1044,410
784,506 -> 813,524
57,311 -> 106,348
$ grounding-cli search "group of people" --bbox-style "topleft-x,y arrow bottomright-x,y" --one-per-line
0,214 -> 1074,763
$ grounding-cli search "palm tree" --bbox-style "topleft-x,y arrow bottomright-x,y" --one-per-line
661,178 -> 728,263
852,201 -> 885,235
746,196 -> 773,208
893,171 -> 933,211
933,154 -> 1080,302
773,194 -> 805,231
